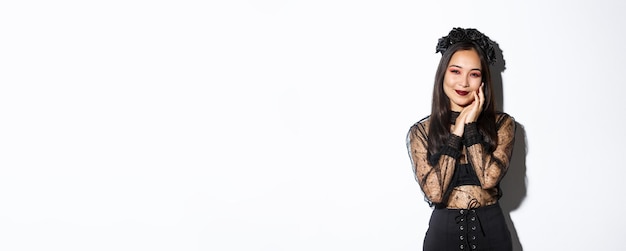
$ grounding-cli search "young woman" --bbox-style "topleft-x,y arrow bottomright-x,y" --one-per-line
406,28 -> 516,251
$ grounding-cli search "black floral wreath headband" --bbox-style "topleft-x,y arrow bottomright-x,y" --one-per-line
435,27 -> 498,65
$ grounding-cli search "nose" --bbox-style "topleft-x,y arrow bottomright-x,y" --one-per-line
460,76 -> 469,87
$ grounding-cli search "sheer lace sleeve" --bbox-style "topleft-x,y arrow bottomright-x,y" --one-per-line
406,119 -> 461,205
464,113 -> 516,189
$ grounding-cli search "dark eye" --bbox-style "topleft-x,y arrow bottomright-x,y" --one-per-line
450,69 -> 460,74
470,72 -> 481,78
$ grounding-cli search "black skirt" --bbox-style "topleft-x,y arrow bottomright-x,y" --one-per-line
423,203 -> 512,251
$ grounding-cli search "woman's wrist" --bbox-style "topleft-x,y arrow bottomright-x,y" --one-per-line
452,124 -> 464,137
463,122 -> 481,146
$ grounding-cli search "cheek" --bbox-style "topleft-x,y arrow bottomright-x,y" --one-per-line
469,79 -> 482,90
442,76 -> 455,88
442,80 -> 455,94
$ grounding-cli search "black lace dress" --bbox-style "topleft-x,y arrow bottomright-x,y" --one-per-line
406,112 -> 516,251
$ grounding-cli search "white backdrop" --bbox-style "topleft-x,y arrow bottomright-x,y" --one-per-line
1,0 -> 625,250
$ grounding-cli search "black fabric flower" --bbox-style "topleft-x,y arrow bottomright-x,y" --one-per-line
435,27 -> 498,65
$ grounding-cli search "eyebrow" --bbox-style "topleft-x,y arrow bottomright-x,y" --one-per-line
449,64 -> 482,71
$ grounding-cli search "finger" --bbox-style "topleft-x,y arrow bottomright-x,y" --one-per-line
473,91 -> 480,107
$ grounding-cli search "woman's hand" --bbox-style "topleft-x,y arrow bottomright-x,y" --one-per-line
464,83 -> 484,123
451,83 -> 484,137
452,112 -> 467,137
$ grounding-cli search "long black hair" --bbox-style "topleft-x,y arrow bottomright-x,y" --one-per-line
427,41 -> 498,164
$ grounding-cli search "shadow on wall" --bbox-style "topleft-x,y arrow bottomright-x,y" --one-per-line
500,122 -> 527,251
492,42 -> 527,251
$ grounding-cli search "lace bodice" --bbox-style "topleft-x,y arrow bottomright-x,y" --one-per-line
406,112 -> 516,208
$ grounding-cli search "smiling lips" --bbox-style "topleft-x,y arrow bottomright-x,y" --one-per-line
455,90 -> 469,96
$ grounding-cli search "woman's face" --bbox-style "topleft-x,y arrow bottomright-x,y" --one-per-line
443,49 -> 483,112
